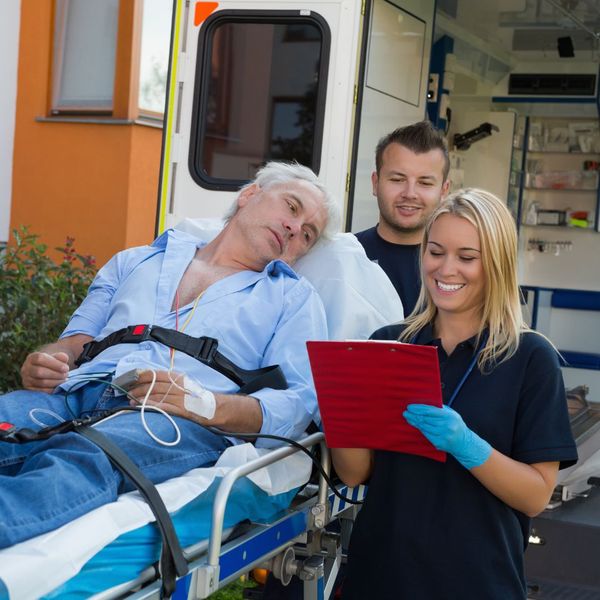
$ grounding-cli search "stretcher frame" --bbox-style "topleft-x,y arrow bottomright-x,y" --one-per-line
90,432 -> 366,600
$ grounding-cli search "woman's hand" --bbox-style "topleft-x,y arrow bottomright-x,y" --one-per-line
405,403 -> 558,516
404,404 -> 492,469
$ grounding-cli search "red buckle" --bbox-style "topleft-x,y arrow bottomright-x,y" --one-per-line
0,422 -> 15,432
132,325 -> 147,336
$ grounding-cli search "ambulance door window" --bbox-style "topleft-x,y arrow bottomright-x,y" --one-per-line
190,12 -> 330,190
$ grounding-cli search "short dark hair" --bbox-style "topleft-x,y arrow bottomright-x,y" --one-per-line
375,120 -> 449,181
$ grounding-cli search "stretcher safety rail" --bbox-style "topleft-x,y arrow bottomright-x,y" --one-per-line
102,432 -> 366,600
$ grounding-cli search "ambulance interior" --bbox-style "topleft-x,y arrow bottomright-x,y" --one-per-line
427,1 -> 600,593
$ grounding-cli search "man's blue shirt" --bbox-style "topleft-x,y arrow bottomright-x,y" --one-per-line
61,229 -> 328,446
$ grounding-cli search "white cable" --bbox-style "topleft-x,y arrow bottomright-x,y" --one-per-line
53,369 -> 185,447
28,408 -> 66,428
139,369 -> 182,447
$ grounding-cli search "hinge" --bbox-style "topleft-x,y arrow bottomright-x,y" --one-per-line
353,84 -> 358,105
170,134 -> 182,163
361,0 -> 366,16
177,52 -> 188,84
345,172 -> 350,193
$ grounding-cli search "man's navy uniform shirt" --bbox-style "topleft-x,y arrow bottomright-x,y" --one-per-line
342,323 -> 577,600
355,226 -> 421,315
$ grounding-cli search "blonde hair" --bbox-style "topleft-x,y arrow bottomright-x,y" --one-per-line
400,188 -> 526,369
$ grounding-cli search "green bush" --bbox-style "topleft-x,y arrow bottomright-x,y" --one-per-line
208,577 -> 258,599
0,227 -> 97,393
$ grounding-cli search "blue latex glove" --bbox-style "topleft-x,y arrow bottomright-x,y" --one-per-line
404,404 -> 492,469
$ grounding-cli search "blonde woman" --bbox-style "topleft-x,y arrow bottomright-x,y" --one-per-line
334,189 -> 577,600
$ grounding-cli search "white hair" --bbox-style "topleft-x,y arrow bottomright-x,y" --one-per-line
224,161 -> 341,239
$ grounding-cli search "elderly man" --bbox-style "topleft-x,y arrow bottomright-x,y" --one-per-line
0,161 -> 338,548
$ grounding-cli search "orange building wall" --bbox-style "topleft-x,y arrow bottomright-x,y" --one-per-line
9,0 -> 160,268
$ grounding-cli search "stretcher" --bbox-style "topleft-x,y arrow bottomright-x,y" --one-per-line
0,227 -> 402,599
113,434 -> 367,600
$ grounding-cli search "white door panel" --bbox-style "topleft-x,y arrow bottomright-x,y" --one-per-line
350,0 -> 435,233
366,1 -> 426,107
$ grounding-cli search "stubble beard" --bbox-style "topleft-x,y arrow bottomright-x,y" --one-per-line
380,207 -> 427,236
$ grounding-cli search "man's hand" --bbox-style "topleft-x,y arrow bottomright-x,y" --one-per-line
21,352 -> 70,393
128,370 -> 190,417
128,370 -> 262,432
20,334 -> 91,393
129,371 -> 217,421
404,404 -> 492,469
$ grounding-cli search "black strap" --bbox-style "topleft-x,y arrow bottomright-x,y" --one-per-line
76,424 -> 188,598
0,419 -> 80,443
75,325 -> 287,394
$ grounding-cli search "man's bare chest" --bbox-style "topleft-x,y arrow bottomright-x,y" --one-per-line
173,259 -> 240,309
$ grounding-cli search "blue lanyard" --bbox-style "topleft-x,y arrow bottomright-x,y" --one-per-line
411,331 -> 487,408
446,350 -> 480,407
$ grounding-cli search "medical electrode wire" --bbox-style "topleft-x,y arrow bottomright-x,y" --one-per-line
58,380 -> 362,505
80,290 -> 206,446
28,408 -> 66,428
169,289 -> 203,371
205,426 -> 364,505
138,369 -> 182,447
135,287 -> 206,446
61,371 -> 115,417
60,373 -> 183,447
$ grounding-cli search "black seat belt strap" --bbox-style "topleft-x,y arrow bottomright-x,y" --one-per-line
75,325 -> 287,394
76,424 -> 188,598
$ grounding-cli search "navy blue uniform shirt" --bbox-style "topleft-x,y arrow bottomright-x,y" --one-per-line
342,323 -> 577,600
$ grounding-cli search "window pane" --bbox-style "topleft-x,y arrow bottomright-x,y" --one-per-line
53,0 -> 119,110
367,3 -> 425,107
139,0 -> 173,114
195,19 -> 326,183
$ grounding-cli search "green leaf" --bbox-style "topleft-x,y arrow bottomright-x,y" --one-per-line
0,229 -> 97,392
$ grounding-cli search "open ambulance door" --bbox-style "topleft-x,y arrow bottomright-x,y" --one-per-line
155,0 -> 436,235
348,0 -> 436,232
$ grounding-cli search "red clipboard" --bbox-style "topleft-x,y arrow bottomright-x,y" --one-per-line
307,340 -> 446,462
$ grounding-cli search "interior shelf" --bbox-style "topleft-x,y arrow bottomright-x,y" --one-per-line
522,223 -> 595,230
511,116 -> 600,233
528,150 -> 600,156
524,187 -> 598,192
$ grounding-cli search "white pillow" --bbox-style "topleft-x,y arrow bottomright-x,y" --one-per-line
174,218 -> 404,340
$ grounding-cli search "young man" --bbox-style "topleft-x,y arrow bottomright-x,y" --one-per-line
0,161 -> 338,548
355,120 -> 450,315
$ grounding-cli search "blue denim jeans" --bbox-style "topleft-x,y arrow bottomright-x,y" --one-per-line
0,382 -> 228,547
